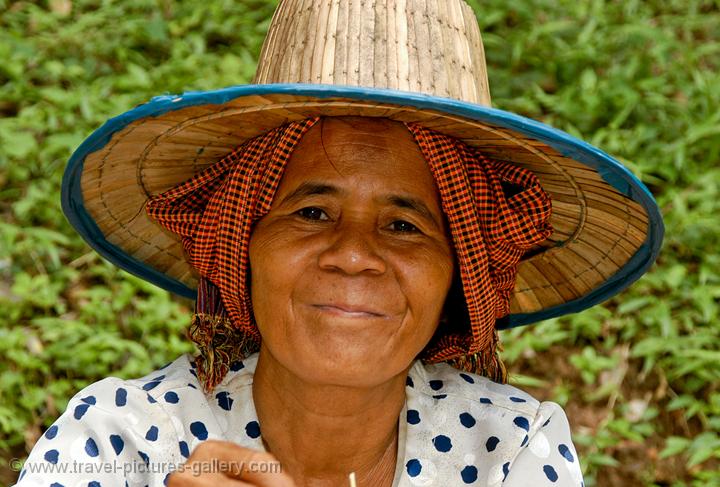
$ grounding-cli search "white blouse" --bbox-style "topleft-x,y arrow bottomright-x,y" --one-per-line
15,353 -> 584,486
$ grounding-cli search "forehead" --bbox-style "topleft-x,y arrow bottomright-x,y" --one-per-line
279,117 -> 438,196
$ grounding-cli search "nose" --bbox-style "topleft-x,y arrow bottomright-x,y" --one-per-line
317,220 -> 387,275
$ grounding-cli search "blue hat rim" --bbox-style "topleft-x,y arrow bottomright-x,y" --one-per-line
61,83 -> 664,329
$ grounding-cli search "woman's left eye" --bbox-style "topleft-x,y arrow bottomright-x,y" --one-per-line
389,220 -> 419,233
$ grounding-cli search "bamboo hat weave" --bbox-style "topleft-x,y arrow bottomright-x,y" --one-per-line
62,0 -> 663,329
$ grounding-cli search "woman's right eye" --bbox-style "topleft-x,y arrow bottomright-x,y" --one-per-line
296,207 -> 329,221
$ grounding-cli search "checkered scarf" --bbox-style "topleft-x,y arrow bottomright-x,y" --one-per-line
146,118 -> 552,391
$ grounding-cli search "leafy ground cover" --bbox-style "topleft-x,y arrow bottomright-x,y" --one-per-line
1,0 -> 718,485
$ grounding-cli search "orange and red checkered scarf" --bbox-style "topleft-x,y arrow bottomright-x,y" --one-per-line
146,118 -> 553,391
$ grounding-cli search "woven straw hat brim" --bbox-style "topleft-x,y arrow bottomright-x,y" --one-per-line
62,83 -> 663,329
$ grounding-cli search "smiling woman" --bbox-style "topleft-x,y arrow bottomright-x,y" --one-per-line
248,119 -> 453,486
249,118 -> 454,388
15,0 -> 663,486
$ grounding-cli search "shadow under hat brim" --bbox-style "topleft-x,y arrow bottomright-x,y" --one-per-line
61,83 -> 664,329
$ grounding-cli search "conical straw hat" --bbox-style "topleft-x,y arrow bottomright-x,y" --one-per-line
62,0 -> 663,328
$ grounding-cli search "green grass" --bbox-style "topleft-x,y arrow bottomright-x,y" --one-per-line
1,0 -> 719,485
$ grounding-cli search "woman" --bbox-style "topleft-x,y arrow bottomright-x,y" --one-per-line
16,0 -> 662,486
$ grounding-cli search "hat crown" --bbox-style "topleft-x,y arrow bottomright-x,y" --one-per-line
254,0 -> 491,106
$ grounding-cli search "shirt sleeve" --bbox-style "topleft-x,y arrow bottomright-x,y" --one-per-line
502,401 -> 584,486
13,377 -> 184,487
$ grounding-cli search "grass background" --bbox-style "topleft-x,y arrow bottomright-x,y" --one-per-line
1,0 -> 718,485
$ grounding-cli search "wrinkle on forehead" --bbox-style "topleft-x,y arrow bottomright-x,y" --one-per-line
321,117 -> 417,149
281,117 -> 438,205
310,117 -> 426,177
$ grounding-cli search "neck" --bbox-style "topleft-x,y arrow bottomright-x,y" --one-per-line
252,346 -> 407,487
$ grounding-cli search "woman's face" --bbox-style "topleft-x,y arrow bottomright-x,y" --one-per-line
249,117 -> 454,387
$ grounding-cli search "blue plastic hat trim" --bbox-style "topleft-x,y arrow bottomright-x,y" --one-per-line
62,83 -> 664,324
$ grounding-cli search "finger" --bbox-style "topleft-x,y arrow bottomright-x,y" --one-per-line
167,471 -> 255,487
184,441 -> 296,487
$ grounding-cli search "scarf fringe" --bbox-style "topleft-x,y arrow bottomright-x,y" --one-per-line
188,312 -> 260,393
443,348 -> 508,383
422,330 -> 508,383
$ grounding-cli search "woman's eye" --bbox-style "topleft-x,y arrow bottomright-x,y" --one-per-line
296,207 -> 329,221
390,220 -> 419,233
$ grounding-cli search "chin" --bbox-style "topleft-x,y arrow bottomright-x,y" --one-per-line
287,342 -> 411,388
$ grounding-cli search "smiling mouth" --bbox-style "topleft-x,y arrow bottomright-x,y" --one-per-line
312,304 -> 386,318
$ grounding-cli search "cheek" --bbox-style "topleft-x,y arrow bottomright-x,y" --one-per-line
248,225 -> 292,324
248,223 -> 319,333
249,221 -> 305,282
395,247 -> 454,332
401,246 -> 454,299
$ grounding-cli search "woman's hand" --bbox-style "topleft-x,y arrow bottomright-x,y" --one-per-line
167,440 -> 296,487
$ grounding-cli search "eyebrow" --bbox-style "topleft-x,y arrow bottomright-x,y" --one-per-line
278,181 -> 441,228
383,194 -> 439,228
278,182 -> 340,206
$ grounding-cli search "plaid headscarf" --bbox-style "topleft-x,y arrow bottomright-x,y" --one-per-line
146,118 -> 553,391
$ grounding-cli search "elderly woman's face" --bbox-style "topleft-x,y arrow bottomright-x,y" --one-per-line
249,118 -> 454,386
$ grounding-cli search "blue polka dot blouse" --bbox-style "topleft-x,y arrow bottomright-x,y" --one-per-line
14,354 -> 584,486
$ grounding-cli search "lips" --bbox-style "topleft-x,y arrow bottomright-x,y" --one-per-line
312,303 -> 386,318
